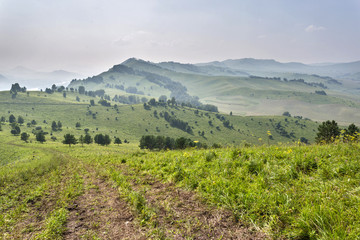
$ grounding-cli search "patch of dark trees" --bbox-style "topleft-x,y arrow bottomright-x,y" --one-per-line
249,75 -> 341,89
162,111 -> 193,134
315,90 -> 327,95
215,114 -> 234,129
145,97 -> 218,113
139,135 -> 207,150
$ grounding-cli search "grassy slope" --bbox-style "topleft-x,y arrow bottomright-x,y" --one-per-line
2,128 -> 359,239
0,91 -> 318,145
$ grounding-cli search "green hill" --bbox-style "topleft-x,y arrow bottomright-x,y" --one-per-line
68,58 -> 360,125
0,90 -> 319,145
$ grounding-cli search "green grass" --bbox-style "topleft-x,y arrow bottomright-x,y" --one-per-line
1,123 -> 359,238
115,143 -> 360,239
0,90 -> 319,145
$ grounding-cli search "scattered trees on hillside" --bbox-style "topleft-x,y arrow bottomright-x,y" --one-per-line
10,83 -> 26,94
163,111 -> 193,134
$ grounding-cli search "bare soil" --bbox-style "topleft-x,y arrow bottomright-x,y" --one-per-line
63,170 -> 145,240
124,167 -> 268,240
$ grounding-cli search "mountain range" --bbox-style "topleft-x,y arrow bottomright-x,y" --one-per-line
67,57 -> 360,125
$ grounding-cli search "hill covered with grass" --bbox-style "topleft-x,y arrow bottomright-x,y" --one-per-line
68,58 -> 360,125
0,90 -> 318,146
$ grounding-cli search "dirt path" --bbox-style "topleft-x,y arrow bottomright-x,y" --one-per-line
63,169 -> 145,240
124,167 -> 268,240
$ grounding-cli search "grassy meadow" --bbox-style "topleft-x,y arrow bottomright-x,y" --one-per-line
1,125 -> 360,239
0,90 -> 319,145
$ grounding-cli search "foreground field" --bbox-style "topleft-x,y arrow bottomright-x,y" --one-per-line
1,131 -> 360,239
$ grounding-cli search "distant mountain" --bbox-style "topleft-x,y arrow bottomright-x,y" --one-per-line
198,58 -> 360,78
158,61 -> 248,77
198,58 -> 309,73
2,67 -> 83,90
0,73 -> 6,79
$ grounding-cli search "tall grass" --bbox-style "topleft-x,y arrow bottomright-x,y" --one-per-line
119,143 -> 360,239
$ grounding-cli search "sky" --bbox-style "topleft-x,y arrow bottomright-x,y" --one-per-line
0,0 -> 359,75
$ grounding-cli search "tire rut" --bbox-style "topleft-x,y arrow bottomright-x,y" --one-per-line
124,167 -> 268,240
63,169 -> 146,240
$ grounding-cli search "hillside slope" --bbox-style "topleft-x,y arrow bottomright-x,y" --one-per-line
0,91 -> 319,145
68,58 -> 360,125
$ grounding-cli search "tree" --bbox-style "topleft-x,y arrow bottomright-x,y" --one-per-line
17,116 -> 24,125
316,120 -> 340,143
76,96 -> 80,102
104,134 -> 111,146
90,99 -> 95,106
11,123 -> 21,135
63,134 -> 77,147
31,119 -> 37,125
63,92 -> 67,98
21,132 -> 29,142
94,134 -> 111,146
78,86 -> 85,94
9,114 -> 16,123
51,121 -> 58,131
114,137 -> 122,145
79,135 -> 84,146
84,134 -> 93,144
36,131 -> 46,143
346,123 -> 359,136
57,121 -> 62,130
75,122 -> 81,128
282,111 -> 291,117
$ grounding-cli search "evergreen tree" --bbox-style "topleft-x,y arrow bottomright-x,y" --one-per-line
316,120 -> 340,143
347,123 -> 359,136
114,137 -> 122,145
57,121 -> 62,130
63,134 -> 77,147
17,116 -> 24,125
51,121 -> 58,131
84,134 -> 93,144
21,132 -> 29,142
9,114 -> 16,123
36,132 -> 46,143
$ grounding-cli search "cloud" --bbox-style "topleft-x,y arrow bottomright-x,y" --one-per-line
113,31 -> 150,46
305,25 -> 326,32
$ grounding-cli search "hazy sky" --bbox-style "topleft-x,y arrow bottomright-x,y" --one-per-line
0,0 -> 359,75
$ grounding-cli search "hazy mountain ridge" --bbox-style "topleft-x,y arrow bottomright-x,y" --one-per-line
0,66 -> 83,90
199,58 -> 360,78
